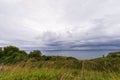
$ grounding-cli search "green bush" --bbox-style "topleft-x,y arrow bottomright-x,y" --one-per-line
41,55 -> 52,61
0,46 -> 28,64
0,47 -> 3,58
107,52 -> 120,58
28,50 -> 42,60
3,46 -> 19,56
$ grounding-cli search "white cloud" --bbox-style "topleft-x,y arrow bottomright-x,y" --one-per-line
0,0 -> 120,49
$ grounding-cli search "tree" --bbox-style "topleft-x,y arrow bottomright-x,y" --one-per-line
0,47 -> 3,58
0,46 -> 28,64
28,50 -> 42,60
3,46 -> 19,56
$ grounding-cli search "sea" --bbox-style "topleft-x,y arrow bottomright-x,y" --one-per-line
24,49 -> 120,60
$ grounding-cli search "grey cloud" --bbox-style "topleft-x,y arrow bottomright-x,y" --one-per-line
43,38 -> 120,50
0,0 -> 120,50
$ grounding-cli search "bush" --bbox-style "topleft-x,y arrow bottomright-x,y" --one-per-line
0,47 -> 3,58
3,46 -> 19,56
28,50 -> 42,60
0,46 -> 28,64
107,52 -> 120,58
41,55 -> 52,61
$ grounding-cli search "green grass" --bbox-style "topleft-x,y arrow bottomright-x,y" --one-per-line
0,56 -> 120,80
0,60 -> 120,80
0,46 -> 120,80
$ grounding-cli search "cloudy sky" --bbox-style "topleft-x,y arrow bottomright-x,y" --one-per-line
0,0 -> 120,50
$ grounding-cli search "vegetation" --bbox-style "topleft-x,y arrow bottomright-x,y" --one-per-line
107,51 -> 120,58
0,46 -> 120,80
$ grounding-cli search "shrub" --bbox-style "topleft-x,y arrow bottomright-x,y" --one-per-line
28,50 -> 42,60
107,52 -> 120,58
0,47 -> 3,58
3,46 -> 19,56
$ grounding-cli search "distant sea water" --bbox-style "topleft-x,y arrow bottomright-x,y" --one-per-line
24,49 -> 120,60
41,50 -> 118,60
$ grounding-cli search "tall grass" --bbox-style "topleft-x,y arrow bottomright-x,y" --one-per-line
0,46 -> 120,80
0,59 -> 120,80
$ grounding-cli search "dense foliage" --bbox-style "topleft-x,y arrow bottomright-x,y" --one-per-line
0,46 -> 79,65
0,46 -> 28,64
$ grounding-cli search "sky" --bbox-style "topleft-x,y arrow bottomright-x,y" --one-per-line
0,0 -> 120,50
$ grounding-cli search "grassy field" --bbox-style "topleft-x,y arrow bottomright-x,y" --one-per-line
0,64 -> 120,80
0,46 -> 120,80
0,58 -> 120,80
